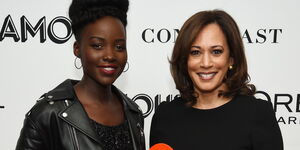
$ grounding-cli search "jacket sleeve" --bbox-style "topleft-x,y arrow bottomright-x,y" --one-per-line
251,100 -> 284,150
16,116 -> 47,150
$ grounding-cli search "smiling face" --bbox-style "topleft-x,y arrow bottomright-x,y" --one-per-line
187,23 -> 233,95
74,16 -> 127,86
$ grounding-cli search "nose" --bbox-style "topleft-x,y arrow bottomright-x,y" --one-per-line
103,47 -> 116,62
200,52 -> 213,68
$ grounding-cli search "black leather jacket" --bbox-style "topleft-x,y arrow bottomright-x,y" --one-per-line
16,79 -> 145,150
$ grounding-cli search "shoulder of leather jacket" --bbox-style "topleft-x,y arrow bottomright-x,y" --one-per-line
26,96 -> 66,118
25,79 -> 77,119
43,79 -> 78,102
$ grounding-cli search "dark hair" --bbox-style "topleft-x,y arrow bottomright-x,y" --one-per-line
69,0 -> 129,41
170,10 -> 256,105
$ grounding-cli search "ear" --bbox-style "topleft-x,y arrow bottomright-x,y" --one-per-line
73,41 -> 81,58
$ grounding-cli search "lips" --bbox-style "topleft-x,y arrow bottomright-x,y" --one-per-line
98,64 -> 118,75
197,72 -> 217,80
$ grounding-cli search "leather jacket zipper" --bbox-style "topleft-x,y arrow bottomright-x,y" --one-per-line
137,123 -> 145,149
127,119 -> 137,150
72,127 -> 80,150
64,100 -> 80,150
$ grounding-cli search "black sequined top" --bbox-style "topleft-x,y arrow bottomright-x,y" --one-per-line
90,119 -> 133,150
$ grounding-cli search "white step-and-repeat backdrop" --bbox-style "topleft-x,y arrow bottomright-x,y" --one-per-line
0,0 -> 299,149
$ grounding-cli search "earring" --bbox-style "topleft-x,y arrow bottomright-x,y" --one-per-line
229,65 -> 233,70
123,62 -> 129,72
74,57 -> 82,69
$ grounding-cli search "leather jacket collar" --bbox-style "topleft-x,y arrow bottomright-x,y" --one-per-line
44,79 -> 140,113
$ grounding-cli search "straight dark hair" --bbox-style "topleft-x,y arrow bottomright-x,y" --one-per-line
170,10 -> 255,105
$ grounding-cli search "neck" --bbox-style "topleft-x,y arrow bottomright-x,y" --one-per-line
193,84 -> 231,109
74,76 -> 114,104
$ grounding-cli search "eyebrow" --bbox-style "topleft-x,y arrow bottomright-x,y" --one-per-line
115,39 -> 126,43
89,36 -> 105,41
89,36 -> 126,42
191,45 -> 223,49
191,45 -> 201,49
211,45 -> 224,49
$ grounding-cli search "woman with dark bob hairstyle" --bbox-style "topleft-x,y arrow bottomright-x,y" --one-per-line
150,10 -> 283,150
16,0 -> 145,150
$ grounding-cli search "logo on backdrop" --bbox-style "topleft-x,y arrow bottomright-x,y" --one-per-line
0,15 -> 72,44
131,93 -> 180,118
141,28 -> 283,44
255,91 -> 300,125
133,91 -> 299,125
